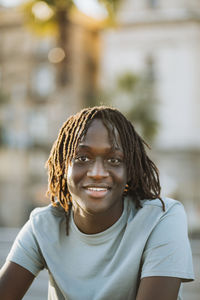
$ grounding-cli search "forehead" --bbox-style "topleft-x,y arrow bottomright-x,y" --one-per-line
78,118 -> 122,150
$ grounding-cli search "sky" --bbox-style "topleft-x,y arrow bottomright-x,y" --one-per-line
0,0 -> 25,7
0,0 -> 108,19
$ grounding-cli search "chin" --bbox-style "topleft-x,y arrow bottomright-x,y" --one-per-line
84,204 -> 110,215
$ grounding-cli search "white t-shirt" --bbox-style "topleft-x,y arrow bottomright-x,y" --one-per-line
7,197 -> 194,300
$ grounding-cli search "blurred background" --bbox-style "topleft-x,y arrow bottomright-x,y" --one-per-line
0,0 -> 199,299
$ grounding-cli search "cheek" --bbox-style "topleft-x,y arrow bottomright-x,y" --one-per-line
114,167 -> 127,185
67,164 -> 85,187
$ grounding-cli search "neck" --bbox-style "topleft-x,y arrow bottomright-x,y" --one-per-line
72,202 -> 124,234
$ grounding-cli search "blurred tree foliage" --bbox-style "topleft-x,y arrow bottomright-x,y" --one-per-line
99,0 -> 122,23
118,70 -> 159,141
21,0 -> 122,85
21,1 -> 158,141
95,68 -> 159,142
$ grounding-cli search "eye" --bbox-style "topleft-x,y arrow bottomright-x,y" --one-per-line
74,155 -> 89,163
107,158 -> 122,165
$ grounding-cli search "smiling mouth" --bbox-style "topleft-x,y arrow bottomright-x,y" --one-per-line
83,186 -> 110,198
87,187 -> 108,191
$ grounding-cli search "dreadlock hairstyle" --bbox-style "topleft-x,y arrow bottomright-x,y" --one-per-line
45,106 -> 165,235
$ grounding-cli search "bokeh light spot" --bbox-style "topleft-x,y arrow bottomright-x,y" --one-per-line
32,1 -> 54,21
48,47 -> 66,64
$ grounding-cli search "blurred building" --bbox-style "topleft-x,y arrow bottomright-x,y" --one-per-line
0,5 -> 99,226
100,0 -> 200,233
0,0 -> 200,234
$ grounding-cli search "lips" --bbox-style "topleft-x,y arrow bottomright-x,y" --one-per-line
83,185 -> 111,198
87,187 -> 108,191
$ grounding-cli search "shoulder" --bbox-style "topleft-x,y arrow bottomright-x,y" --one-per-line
142,197 -> 181,209
29,202 -> 65,229
140,198 -> 189,239
127,196 -> 185,218
127,197 -> 188,235
30,202 -> 65,217
141,197 -> 186,218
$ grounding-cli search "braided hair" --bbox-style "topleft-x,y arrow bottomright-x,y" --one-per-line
45,106 -> 165,234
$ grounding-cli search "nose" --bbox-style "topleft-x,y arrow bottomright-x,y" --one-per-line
87,158 -> 109,179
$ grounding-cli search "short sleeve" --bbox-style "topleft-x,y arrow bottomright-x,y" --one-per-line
6,220 -> 45,276
141,202 -> 194,282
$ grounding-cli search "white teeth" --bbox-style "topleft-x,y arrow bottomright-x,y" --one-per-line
87,187 -> 107,191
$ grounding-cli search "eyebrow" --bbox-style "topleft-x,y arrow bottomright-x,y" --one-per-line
77,144 -> 123,152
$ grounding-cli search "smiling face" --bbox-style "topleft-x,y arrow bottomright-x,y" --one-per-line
67,118 -> 127,223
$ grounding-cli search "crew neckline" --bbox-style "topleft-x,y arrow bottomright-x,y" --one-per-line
70,199 -> 129,245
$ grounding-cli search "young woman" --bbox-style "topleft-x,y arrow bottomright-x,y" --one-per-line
0,106 -> 194,299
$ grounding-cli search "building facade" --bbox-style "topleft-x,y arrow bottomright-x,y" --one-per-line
100,0 -> 200,232
0,5 -> 99,226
